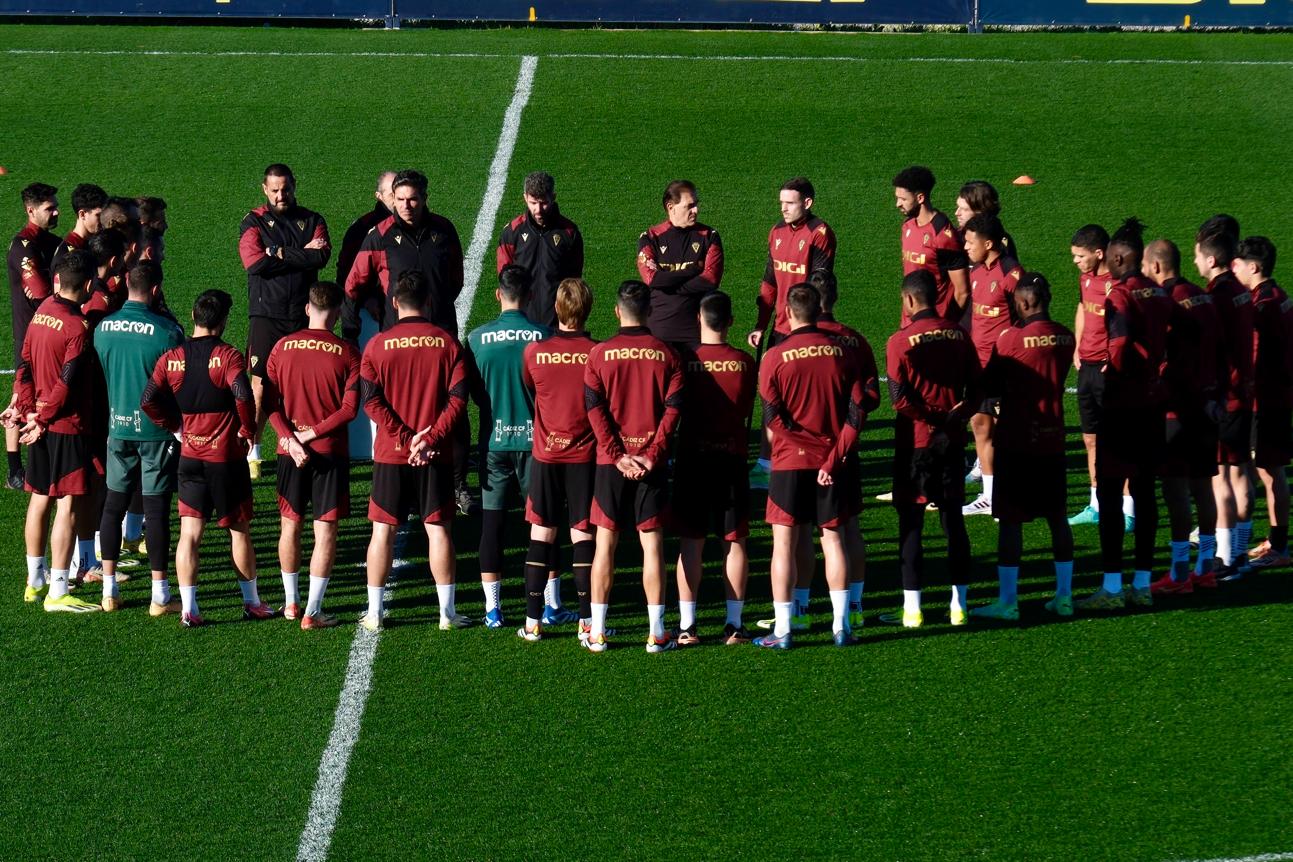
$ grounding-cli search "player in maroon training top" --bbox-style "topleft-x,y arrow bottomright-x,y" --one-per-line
1068,224 -> 1115,526
954,180 -> 1022,264
582,281 -> 684,653
263,281 -> 361,630
749,177 -> 836,349
1232,237 -> 1293,574
746,177 -> 836,492
884,270 -> 980,629
754,284 -> 868,650
48,183 -> 106,279
522,278 -> 599,641
1193,216 -> 1255,575
2,250 -> 102,613
363,271 -> 470,632
6,182 -> 60,489
672,292 -> 757,646
893,166 -> 969,324
967,274 -> 1077,621
497,171 -> 584,329
807,270 -> 881,630
962,214 -> 1022,520
1077,220 -> 1174,612
1141,240 -> 1224,595
636,179 -> 723,347
141,290 -> 269,627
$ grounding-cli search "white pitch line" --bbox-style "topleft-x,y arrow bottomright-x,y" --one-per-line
1170,854 -> 1293,862
455,54 -> 538,335
6,47 -> 1293,68
294,56 -> 538,862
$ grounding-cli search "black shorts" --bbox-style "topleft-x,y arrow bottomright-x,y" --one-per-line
766,468 -> 848,529
368,461 -> 454,525
1162,413 -> 1219,480
1217,408 -> 1253,466
1253,409 -> 1293,470
993,449 -> 1067,523
526,458 -> 594,532
590,463 -> 667,532
246,315 -> 302,379
277,453 -> 349,522
975,397 -> 1001,418
1096,407 -> 1164,480
892,438 -> 967,508
1076,362 -> 1106,435
177,456 -> 253,527
673,451 -> 750,541
25,430 -> 101,498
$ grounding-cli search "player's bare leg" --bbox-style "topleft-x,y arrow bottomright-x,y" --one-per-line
1190,477 -> 1219,579
424,522 -> 466,629
676,536 -> 704,639
175,516 -> 206,624
362,522 -> 395,629
299,520 -> 339,626
1162,477 -> 1196,585
820,526 -> 853,643
5,425 -> 22,488
719,538 -> 750,642
762,523 -> 799,644
639,528 -> 671,650
1252,464 -> 1290,569
71,483 -> 103,583
278,515 -> 303,617
843,517 -> 866,627
793,526 -> 814,624
247,376 -> 266,475
586,526 -> 618,650
964,413 -> 996,515
229,519 -> 271,619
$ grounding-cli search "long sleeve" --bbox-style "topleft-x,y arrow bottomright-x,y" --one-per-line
583,359 -> 624,462
307,350 -> 362,441
642,354 -> 685,465
140,355 -> 181,432
822,378 -> 866,474
34,329 -> 86,426
416,351 -> 468,452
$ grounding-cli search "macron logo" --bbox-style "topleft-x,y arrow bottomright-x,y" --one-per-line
99,319 -> 155,336
479,329 -> 543,345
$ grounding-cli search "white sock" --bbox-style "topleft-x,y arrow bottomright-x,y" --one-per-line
903,589 -> 921,614
49,568 -> 69,600
102,572 -> 118,599
678,600 -> 696,631
982,473 -> 995,500
591,602 -> 609,636
1196,535 -> 1217,574
25,555 -> 46,588
998,566 -> 1019,605
305,575 -> 328,616
1132,570 -> 1151,590
1054,560 -> 1074,597
950,584 -> 968,612
792,587 -> 810,617
829,589 -> 848,634
847,581 -> 864,609
282,571 -> 300,606
248,443 -> 261,461
180,584 -> 199,616
151,578 -> 170,605
366,585 -> 384,619
1170,541 -> 1191,580
772,600 -> 793,637
1102,572 -> 1123,593
757,458 -> 771,470
725,599 -> 743,627
436,583 -> 456,620
647,603 -> 665,639
1217,528 -> 1234,565
1122,495 -> 1135,518
1236,520 -> 1252,558
545,576 -> 562,609
77,538 -> 98,569
123,512 -> 144,542
1090,487 -> 1099,510
238,579 -> 261,606
482,579 -> 501,613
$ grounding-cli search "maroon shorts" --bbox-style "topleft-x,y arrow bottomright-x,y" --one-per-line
590,463 -> 667,532
25,430 -> 102,498
368,461 -> 454,525
277,453 -> 350,522
177,456 -> 253,527
525,458 -> 594,531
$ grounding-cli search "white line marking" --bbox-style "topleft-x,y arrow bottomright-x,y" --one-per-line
1170,854 -> 1293,862
455,55 -> 538,335
5,48 -> 1293,68
295,58 -> 537,862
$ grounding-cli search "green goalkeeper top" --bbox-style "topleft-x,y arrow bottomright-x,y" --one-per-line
95,300 -> 184,441
466,308 -> 551,452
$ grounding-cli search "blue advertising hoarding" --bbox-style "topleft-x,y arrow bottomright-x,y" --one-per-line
980,0 -> 1293,27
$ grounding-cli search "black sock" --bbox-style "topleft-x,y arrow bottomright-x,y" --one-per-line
7,451 -> 21,474
573,540 -> 595,619
525,540 -> 551,622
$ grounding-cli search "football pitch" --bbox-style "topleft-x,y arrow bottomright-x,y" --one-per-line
2,22 -> 1293,861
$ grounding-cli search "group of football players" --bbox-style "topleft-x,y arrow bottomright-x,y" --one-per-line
5,163 -> 1287,652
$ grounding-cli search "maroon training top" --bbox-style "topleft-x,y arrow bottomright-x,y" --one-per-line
522,330 -> 598,464
983,314 -> 1075,456
264,328 -> 361,459
14,295 -> 94,436
583,326 -> 683,467
885,309 -> 981,450
142,336 -> 255,462
757,216 -> 835,336
676,342 -> 756,458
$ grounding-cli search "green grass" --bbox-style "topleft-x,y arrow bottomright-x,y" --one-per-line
2,23 -> 1292,861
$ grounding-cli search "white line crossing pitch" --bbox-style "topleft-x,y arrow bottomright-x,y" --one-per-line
295,54 -> 538,862
1169,854 -> 1293,862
